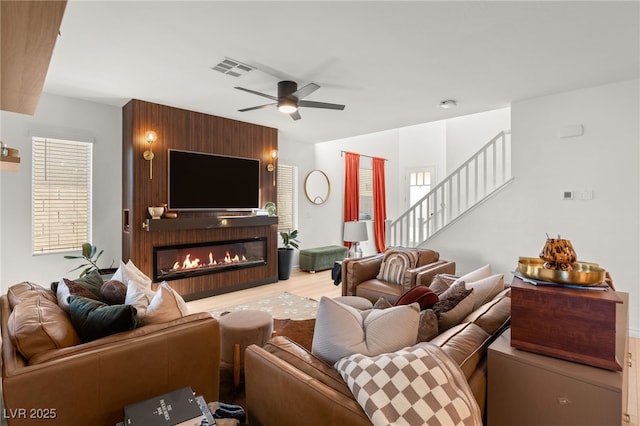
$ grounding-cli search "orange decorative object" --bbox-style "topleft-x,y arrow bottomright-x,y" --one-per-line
540,236 -> 577,271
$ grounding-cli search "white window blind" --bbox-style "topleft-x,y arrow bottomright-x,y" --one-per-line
277,164 -> 298,232
32,137 -> 92,254
359,167 -> 373,220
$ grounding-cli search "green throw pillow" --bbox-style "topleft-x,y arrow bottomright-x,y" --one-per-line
68,295 -> 138,342
73,270 -> 105,297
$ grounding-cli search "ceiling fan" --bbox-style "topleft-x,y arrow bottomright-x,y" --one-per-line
235,80 -> 345,121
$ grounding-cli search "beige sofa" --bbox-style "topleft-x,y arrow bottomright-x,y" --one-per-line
0,284 -> 220,425
245,288 -> 511,425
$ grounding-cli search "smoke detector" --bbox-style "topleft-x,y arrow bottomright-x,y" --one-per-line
439,100 -> 457,109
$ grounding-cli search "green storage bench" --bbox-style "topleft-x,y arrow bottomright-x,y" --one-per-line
299,245 -> 348,273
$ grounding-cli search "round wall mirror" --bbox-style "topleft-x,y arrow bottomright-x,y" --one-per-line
304,170 -> 330,204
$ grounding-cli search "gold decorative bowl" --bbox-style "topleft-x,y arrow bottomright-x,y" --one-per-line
517,257 -> 606,286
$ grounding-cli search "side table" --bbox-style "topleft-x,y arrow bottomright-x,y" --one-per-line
487,292 -> 630,426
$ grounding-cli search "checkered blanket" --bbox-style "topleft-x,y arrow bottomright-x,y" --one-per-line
334,342 -> 482,426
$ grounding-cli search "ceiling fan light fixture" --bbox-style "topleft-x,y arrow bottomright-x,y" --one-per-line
278,98 -> 298,114
439,99 -> 457,109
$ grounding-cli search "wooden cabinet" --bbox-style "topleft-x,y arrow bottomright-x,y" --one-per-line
510,277 -> 623,370
488,292 -> 629,426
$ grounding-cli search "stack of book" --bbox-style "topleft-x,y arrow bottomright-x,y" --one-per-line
120,387 -> 215,425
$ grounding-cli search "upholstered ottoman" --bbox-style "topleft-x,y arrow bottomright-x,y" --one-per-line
219,310 -> 273,386
299,245 -> 348,273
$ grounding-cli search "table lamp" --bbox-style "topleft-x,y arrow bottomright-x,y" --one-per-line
343,221 -> 368,258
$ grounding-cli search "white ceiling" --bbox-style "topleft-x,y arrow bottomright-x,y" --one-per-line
44,1 -> 639,144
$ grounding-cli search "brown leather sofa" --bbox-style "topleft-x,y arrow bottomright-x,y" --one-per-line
245,289 -> 511,426
1,294 -> 220,425
341,248 -> 455,303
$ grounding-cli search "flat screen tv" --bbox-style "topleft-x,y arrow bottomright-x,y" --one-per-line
168,149 -> 260,211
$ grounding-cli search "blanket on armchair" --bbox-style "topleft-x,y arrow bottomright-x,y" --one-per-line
334,342 -> 482,426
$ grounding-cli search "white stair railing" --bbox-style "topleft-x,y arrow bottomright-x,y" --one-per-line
388,131 -> 512,247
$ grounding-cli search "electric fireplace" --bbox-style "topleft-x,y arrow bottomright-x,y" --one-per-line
153,237 -> 267,282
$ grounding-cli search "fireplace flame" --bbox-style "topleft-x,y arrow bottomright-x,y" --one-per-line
182,254 -> 201,269
169,250 -> 252,274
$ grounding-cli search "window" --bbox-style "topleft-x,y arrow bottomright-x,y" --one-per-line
276,163 -> 298,232
32,137 -> 92,254
359,166 -> 373,220
408,169 -> 434,206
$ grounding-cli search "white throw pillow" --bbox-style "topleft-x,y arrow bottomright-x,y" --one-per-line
55,278 -> 71,312
141,282 -> 189,325
125,260 -> 153,286
454,264 -> 492,285
311,296 -> 420,364
125,278 -> 153,318
116,260 -> 155,319
113,260 -> 153,291
465,274 -> 505,311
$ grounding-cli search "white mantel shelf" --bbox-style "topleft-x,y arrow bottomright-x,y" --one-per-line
143,215 -> 277,232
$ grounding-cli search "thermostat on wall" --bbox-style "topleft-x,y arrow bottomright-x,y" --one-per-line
563,191 -> 574,200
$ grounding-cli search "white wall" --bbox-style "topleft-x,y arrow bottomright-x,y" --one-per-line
0,93 -> 122,291
446,107 -> 511,173
398,121 -> 446,211
428,79 -> 640,336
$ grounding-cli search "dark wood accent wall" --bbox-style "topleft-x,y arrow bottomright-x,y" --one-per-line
122,99 -> 278,300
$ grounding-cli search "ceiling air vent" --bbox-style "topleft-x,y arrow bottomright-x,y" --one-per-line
212,58 -> 254,77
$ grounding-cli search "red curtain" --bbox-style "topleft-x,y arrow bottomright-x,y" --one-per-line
373,157 -> 387,253
344,152 -> 360,247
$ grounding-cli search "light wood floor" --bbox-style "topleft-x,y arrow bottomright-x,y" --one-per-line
186,269 -> 639,425
186,269 -> 341,313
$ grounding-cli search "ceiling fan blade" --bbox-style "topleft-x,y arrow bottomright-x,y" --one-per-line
234,86 -> 277,101
289,110 -> 302,121
292,83 -> 320,100
298,100 -> 345,110
238,103 -> 275,112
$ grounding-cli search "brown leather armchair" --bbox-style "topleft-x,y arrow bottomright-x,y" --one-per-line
341,248 -> 455,304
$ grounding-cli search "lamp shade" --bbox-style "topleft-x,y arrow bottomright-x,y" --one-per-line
343,221 -> 368,242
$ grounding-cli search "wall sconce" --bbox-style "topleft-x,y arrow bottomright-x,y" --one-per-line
143,130 -> 157,179
267,150 -> 278,186
0,141 -> 20,172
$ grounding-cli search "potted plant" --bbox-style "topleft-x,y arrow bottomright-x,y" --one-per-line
64,242 -> 116,278
278,229 -> 299,280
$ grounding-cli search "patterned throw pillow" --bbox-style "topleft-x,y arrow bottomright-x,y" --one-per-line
432,281 -> 475,333
429,273 -> 459,295
335,342 -> 482,426
376,249 -> 420,285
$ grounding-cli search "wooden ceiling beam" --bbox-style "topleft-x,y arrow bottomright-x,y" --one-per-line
1,0 -> 67,116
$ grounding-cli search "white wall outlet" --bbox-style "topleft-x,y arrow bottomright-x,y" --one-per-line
580,190 -> 594,200
558,124 -> 584,138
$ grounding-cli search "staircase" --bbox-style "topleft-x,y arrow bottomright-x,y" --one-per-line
388,131 -> 513,247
